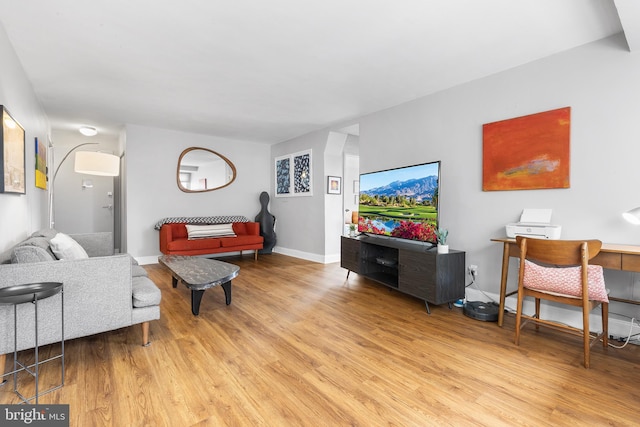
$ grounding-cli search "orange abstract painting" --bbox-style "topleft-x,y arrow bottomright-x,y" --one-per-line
482,107 -> 570,191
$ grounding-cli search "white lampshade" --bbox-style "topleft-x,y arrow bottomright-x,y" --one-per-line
74,151 -> 120,176
622,207 -> 640,225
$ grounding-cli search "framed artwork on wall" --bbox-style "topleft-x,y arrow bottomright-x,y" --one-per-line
275,155 -> 291,196
1,105 -> 26,194
275,149 -> 313,197
482,106 -> 571,191
35,137 -> 47,190
293,150 -> 312,195
327,176 -> 341,194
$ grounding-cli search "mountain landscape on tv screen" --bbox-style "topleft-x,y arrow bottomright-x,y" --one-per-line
361,176 -> 438,202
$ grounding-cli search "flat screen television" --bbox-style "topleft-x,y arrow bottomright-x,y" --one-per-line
357,161 -> 440,245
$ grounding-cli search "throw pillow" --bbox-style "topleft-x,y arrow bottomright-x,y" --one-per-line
17,236 -> 57,260
523,259 -> 609,303
186,224 -> 236,240
49,233 -> 89,260
0,248 -> 12,264
30,228 -> 59,240
11,246 -> 56,263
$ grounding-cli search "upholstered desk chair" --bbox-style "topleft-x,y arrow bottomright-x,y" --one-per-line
514,236 -> 609,368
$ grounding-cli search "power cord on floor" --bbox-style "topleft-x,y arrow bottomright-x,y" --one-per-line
465,270 -> 504,306
607,317 -> 640,349
454,270 -> 477,307
466,270 -> 476,288
455,270 -> 498,308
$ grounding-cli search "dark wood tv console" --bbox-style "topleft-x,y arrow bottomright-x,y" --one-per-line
341,235 -> 465,313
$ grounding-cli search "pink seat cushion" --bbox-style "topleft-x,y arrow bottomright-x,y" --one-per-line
523,260 -> 608,303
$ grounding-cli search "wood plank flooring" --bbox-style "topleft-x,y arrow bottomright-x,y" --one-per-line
1,253 -> 639,426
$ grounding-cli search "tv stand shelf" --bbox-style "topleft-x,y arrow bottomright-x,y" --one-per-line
341,235 -> 465,312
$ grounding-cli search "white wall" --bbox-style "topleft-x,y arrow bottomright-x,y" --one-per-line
124,125 -> 270,263
323,132 -> 348,261
0,24 -> 50,252
270,33 -> 640,335
356,33 -> 640,331
270,129 -> 329,261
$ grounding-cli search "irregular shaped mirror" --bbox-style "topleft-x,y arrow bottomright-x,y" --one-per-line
177,147 -> 236,192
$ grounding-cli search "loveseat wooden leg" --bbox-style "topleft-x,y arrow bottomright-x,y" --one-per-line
254,250 -> 258,261
141,322 -> 150,347
0,353 -> 6,385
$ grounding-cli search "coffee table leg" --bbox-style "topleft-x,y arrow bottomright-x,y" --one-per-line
221,281 -> 232,305
191,290 -> 205,316
172,276 -> 179,288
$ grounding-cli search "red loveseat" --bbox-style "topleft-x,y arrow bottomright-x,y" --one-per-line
159,222 -> 264,259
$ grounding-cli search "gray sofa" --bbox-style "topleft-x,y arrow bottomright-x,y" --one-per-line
0,229 -> 161,374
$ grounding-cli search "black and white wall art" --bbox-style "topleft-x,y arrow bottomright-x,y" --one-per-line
275,149 -> 312,197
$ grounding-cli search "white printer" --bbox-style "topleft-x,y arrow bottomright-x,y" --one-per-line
505,208 -> 562,239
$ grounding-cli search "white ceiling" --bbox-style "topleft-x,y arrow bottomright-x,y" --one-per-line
0,0 -> 636,143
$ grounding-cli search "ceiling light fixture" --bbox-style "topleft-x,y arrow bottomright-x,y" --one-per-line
78,126 -> 98,136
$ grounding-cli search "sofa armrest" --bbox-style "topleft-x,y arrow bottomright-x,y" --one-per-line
70,232 -> 114,257
0,254 -> 133,354
159,225 -> 173,254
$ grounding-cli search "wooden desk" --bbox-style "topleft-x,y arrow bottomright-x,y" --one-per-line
491,237 -> 640,326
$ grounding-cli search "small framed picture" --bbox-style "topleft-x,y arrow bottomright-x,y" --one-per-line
327,176 -> 342,194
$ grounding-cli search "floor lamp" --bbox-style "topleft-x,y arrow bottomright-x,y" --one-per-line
623,207 -> 640,225
48,143 -> 120,229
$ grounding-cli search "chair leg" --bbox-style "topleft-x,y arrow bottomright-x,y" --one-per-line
515,290 -> 524,345
141,322 -> 150,347
254,250 -> 258,261
602,302 -> 609,348
582,302 -> 591,369
534,298 -> 541,330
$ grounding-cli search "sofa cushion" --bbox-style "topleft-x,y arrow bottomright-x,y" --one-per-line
232,222 -> 247,235
219,235 -> 264,248
11,245 -> 56,263
167,223 -> 189,239
167,238 -> 221,252
132,265 -> 149,277
132,276 -> 162,308
50,233 -> 89,260
186,223 -> 236,239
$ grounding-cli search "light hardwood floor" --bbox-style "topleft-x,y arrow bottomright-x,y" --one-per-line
1,253 -> 639,426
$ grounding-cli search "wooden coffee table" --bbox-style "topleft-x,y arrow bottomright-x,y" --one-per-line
158,255 -> 239,315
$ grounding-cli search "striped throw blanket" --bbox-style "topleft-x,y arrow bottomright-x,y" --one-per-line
153,215 -> 250,230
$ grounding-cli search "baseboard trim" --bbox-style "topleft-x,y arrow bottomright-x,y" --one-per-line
273,247 -> 339,264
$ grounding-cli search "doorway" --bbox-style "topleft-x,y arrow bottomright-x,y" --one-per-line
50,130 -> 119,241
